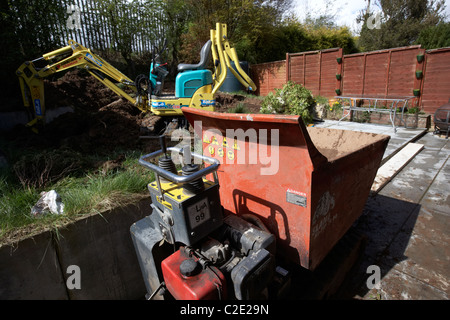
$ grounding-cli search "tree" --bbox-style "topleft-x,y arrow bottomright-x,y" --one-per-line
358,0 -> 446,51
302,15 -> 359,54
416,21 -> 450,49
0,0 -> 67,101
178,0 -> 293,64
159,0 -> 190,76
96,0 -> 144,75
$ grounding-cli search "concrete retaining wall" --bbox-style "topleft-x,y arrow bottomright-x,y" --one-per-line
0,198 -> 151,300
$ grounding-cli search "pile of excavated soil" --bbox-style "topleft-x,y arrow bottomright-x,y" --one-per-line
7,69 -> 147,153
8,69 -> 264,155
44,69 -> 122,112
214,91 -> 263,114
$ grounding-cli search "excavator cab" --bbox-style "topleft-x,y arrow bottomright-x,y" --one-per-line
175,40 -> 213,98
146,40 -> 212,99
147,38 -> 217,117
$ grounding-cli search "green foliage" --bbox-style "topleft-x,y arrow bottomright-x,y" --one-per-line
416,22 -> 450,49
314,95 -> 329,106
407,107 -> 420,114
12,148 -> 87,189
178,0 -> 292,64
357,0 -> 446,51
329,100 -> 343,111
232,16 -> 359,63
228,103 -> 249,114
0,0 -> 67,98
260,81 -> 315,124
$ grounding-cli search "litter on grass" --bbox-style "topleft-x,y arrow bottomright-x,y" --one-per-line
31,190 -> 65,216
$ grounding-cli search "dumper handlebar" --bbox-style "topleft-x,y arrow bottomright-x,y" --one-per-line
138,146 -> 220,184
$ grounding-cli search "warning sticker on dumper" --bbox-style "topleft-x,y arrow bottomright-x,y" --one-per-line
286,189 -> 307,207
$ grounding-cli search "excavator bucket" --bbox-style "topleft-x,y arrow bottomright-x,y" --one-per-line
182,108 -> 390,270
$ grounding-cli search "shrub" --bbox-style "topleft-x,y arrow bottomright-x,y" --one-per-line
260,81 -> 315,124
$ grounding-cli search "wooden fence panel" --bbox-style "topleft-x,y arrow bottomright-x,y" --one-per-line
387,47 -> 421,97
363,51 -> 389,96
304,53 -> 320,96
421,48 -> 450,114
342,54 -> 365,95
285,48 -> 341,97
289,54 -> 305,85
250,61 -> 286,96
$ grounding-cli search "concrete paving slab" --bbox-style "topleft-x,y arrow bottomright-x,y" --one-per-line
381,149 -> 448,203
334,132 -> 449,300
354,195 -> 420,264
386,209 -> 450,295
420,158 -> 449,214
366,266 -> 448,300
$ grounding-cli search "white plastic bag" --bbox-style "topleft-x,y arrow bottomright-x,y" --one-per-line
31,190 -> 65,216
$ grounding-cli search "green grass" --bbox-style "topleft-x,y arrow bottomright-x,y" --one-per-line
0,150 -> 153,242
0,176 -> 39,233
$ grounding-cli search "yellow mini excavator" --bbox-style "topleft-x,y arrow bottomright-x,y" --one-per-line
16,23 -> 256,132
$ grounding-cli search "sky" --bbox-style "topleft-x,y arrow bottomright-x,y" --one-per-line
292,0 -> 450,35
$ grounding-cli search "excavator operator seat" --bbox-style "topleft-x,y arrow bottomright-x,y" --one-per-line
177,40 -> 212,72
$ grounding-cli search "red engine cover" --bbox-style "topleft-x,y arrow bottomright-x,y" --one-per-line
161,247 -> 226,300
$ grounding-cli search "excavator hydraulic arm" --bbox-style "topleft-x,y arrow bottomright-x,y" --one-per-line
16,40 -> 148,131
210,23 -> 256,94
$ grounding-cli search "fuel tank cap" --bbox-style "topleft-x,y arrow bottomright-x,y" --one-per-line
180,258 -> 201,277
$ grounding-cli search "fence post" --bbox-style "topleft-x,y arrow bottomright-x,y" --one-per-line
415,47 -> 426,109
318,51 -> 322,95
286,52 -> 290,83
385,50 -> 392,98
336,48 -> 343,96
362,53 -> 367,96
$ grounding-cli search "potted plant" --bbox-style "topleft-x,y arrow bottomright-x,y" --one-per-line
413,89 -> 420,97
336,74 -> 341,80
417,54 -> 424,63
335,89 -> 341,95
415,70 -> 423,79
336,57 -> 342,64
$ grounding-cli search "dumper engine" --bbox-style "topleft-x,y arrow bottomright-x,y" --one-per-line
130,137 -> 288,300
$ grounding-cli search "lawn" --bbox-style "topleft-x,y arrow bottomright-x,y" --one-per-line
0,141 -> 153,244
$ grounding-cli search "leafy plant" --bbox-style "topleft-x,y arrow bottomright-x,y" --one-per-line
407,107 -> 420,114
228,103 -> 249,113
314,95 -> 329,106
329,100 -> 343,111
260,81 -> 315,124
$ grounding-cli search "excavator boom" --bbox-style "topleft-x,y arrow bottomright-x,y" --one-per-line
16,40 -> 148,131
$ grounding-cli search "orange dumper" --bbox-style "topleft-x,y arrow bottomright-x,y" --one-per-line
183,108 -> 390,270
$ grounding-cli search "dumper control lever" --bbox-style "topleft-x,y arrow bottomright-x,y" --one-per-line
160,135 -> 167,156
139,146 -> 220,185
